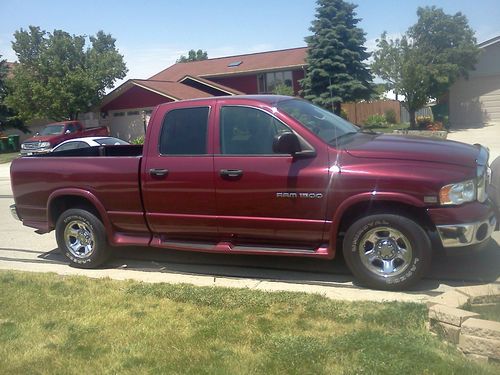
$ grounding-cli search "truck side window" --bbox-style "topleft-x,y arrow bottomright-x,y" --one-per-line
66,124 -> 78,133
159,107 -> 209,155
220,106 -> 290,155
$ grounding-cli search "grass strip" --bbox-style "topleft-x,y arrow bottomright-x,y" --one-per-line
0,270 -> 498,374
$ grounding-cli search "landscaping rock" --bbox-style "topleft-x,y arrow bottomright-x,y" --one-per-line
427,290 -> 470,308
459,334 -> 500,360
465,353 -> 490,363
430,320 -> 461,344
462,318 -> 500,341
429,304 -> 479,327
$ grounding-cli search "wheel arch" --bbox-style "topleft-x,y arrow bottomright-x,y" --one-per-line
330,192 -> 435,248
47,189 -> 111,233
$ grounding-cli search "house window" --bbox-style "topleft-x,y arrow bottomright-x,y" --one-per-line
257,71 -> 293,94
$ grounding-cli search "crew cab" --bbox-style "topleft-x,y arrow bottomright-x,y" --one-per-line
20,120 -> 109,155
10,96 -> 500,290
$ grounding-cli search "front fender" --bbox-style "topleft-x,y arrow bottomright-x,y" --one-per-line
329,191 -> 425,247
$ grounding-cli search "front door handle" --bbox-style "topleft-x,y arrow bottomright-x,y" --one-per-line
149,168 -> 169,177
220,169 -> 243,179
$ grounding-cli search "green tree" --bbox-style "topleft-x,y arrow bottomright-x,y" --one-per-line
0,56 -> 26,133
372,7 -> 479,128
372,34 -> 430,129
300,0 -> 372,115
5,26 -> 127,121
272,83 -> 294,96
177,49 -> 208,63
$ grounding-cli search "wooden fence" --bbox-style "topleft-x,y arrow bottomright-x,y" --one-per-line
342,100 -> 401,125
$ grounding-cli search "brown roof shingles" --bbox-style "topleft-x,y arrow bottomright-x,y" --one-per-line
132,79 -> 213,100
150,47 -> 307,81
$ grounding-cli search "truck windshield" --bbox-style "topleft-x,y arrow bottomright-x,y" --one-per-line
277,99 -> 358,144
40,124 -> 65,135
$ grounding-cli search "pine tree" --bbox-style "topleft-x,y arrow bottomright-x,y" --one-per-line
301,0 -> 372,115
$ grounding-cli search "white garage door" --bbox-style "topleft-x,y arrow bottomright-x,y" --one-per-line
108,108 -> 152,142
450,75 -> 500,128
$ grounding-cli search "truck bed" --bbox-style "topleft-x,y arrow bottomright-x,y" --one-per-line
10,147 -> 146,234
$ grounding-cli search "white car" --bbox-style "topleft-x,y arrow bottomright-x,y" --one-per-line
52,137 -> 129,152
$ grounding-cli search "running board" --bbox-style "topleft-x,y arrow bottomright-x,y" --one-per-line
151,236 -> 331,257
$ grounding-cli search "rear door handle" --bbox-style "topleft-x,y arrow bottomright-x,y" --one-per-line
220,169 -> 243,179
149,168 -> 169,177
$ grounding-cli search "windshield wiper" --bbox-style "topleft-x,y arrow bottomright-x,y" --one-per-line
328,131 -> 358,144
357,128 -> 379,135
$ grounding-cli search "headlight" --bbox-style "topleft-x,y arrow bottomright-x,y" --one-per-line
40,142 -> 51,148
21,143 -> 27,149
439,179 -> 476,205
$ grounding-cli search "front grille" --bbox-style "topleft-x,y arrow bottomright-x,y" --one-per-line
23,142 -> 42,150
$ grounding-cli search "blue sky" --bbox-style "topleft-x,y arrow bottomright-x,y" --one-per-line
1,0 -> 499,83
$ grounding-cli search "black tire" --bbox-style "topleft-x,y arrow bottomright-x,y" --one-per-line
342,214 -> 431,290
55,208 -> 111,268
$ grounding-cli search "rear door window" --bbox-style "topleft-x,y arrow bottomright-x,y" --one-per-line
159,107 -> 209,155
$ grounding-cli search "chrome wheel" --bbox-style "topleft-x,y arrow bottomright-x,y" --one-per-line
63,220 -> 95,259
358,226 -> 413,278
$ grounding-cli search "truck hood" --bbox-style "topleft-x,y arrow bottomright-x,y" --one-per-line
344,133 -> 479,168
23,135 -> 60,143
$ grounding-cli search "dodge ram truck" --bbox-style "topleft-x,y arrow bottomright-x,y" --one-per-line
20,120 -> 109,155
10,96 -> 500,290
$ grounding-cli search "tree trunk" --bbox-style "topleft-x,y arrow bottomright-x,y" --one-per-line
409,109 -> 417,129
333,102 -> 341,116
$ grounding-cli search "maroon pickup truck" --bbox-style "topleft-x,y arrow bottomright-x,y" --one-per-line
10,96 -> 500,289
20,120 -> 109,155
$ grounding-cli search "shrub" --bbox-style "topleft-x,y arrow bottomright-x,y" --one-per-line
364,114 -> 387,127
272,84 -> 294,96
131,135 -> 144,145
426,121 -> 445,131
416,115 -> 432,129
384,109 -> 397,124
340,108 -> 349,120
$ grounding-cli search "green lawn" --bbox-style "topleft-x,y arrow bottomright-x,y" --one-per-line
0,271 -> 498,374
0,152 -> 19,164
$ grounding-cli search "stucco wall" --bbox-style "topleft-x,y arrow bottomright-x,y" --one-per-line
449,42 -> 500,128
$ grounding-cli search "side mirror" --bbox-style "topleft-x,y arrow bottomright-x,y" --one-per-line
65,130 -> 71,134
35,132 -> 40,136
273,132 -> 301,155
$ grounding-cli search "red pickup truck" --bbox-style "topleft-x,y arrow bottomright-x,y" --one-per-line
20,120 -> 109,155
10,96 -> 500,289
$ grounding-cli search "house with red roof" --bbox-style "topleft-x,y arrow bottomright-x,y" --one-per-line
100,47 -> 307,141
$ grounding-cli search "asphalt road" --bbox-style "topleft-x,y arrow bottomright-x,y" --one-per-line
1,161 -> 499,301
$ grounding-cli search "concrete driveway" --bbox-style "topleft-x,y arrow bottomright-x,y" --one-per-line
447,123 -> 500,162
1,159 -> 499,303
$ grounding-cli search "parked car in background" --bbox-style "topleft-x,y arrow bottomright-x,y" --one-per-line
51,137 -> 129,153
20,121 -> 109,155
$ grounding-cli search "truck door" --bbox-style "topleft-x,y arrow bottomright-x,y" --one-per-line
213,104 -> 330,247
142,101 -> 218,243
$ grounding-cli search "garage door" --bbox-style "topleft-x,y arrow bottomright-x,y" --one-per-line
108,108 -> 152,142
450,75 -> 500,128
